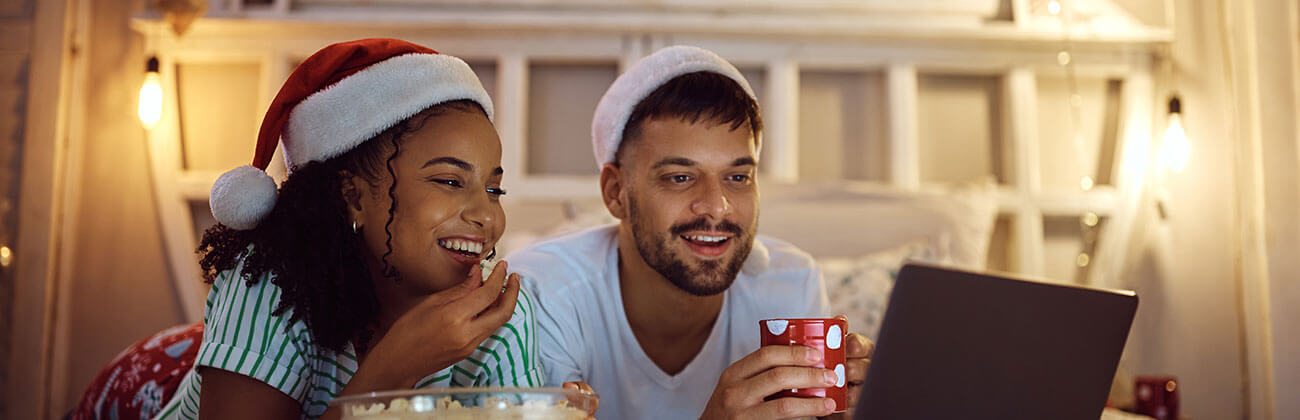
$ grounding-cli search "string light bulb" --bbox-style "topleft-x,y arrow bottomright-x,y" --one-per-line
138,56 -> 162,130
1160,95 -> 1190,174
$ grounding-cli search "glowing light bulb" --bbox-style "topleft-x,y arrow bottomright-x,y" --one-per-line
1162,112 -> 1190,174
1082,212 -> 1099,227
138,57 -> 162,130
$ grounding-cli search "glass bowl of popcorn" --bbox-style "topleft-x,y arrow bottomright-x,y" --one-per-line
332,387 -> 596,419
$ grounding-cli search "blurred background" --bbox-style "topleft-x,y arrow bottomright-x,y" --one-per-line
2,0 -> 1297,418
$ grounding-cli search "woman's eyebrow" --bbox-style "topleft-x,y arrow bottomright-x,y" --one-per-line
422,156 -> 473,171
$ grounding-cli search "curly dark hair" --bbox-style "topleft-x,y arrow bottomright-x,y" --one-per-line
196,99 -> 486,353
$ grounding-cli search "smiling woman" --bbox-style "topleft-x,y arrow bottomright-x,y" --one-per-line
132,39 -> 544,420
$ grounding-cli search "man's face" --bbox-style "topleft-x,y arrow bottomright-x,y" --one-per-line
617,117 -> 759,296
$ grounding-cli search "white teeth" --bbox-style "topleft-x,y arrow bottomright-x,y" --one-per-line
440,239 -> 485,255
685,235 -> 727,243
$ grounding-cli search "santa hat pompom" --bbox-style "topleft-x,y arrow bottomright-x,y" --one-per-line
210,165 -> 277,230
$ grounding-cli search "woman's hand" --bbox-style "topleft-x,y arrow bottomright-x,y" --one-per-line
322,260 -> 520,419
563,381 -> 599,420
381,260 -> 520,383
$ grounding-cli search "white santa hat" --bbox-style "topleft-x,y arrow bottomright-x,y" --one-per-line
209,38 -> 493,230
590,45 -> 760,169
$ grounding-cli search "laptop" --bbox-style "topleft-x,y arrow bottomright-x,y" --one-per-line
853,263 -> 1138,420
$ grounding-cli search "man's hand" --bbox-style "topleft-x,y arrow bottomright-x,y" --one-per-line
823,315 -> 875,419
699,345 -> 839,420
562,381 -> 598,420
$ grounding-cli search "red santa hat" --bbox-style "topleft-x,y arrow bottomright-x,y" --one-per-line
591,45 -> 759,168
209,38 -> 493,230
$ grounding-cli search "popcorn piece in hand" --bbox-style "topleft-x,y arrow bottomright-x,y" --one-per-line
479,259 -> 497,284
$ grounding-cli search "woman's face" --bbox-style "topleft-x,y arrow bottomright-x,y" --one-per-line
350,107 -> 505,295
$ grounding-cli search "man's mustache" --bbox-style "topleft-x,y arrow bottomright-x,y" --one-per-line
670,217 -> 744,236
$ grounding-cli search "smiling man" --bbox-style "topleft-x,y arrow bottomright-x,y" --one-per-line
508,46 -> 872,420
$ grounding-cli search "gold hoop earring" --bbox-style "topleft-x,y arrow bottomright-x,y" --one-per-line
352,221 -> 359,233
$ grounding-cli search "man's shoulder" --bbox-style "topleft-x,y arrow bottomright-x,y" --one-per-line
507,224 -> 618,297
753,234 -> 818,278
508,224 -> 616,268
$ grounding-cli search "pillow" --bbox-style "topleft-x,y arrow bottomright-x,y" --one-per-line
71,322 -> 203,420
821,236 -> 953,340
759,179 -> 998,269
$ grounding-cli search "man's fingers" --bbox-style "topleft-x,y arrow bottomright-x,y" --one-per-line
727,345 -> 822,381
562,381 -> 598,415
846,383 -> 861,408
845,358 -> 869,385
742,397 -> 835,420
749,366 -> 838,400
845,333 -> 874,359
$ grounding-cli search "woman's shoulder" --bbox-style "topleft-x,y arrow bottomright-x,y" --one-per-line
203,251 -> 314,352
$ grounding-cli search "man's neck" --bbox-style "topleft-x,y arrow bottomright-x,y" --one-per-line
616,224 -> 725,376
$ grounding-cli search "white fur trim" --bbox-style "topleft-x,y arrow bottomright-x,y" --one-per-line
591,45 -> 759,168
210,165 -> 278,230
283,53 -> 494,168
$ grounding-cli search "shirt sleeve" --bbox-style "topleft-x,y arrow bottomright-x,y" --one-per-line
511,252 -> 591,386
194,268 -> 312,402
474,287 -> 545,388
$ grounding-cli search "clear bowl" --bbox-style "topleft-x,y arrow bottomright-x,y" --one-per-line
332,387 -> 596,419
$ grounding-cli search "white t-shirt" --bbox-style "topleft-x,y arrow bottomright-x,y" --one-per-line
509,224 -> 829,420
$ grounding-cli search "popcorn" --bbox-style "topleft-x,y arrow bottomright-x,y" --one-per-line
478,259 -> 497,284
343,395 -> 588,419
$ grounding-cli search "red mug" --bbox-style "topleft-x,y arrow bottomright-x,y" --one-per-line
1135,375 -> 1179,420
759,318 -> 848,413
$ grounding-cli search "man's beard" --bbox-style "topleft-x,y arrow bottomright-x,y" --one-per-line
627,195 -> 755,296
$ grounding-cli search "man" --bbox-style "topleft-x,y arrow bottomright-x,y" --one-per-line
509,46 -> 872,419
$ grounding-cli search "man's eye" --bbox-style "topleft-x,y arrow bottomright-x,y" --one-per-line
487,187 -> 507,196
729,174 -> 750,183
668,175 -> 691,184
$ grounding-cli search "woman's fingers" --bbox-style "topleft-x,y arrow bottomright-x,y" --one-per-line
422,266 -> 482,307
451,260 -> 511,317
471,272 -> 520,331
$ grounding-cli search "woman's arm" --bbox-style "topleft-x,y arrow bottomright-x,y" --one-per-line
199,367 -> 301,419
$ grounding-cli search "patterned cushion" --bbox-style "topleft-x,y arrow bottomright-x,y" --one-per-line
70,323 -> 203,420
821,236 -> 953,340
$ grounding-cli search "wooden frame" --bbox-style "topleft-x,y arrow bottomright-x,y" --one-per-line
7,0 -> 84,418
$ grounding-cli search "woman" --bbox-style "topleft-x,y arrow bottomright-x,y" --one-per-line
151,39 -> 585,420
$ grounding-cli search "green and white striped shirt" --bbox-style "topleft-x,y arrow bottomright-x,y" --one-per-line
154,257 -> 542,420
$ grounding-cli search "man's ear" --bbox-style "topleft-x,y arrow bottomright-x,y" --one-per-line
600,163 -> 628,220
339,170 -> 366,223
